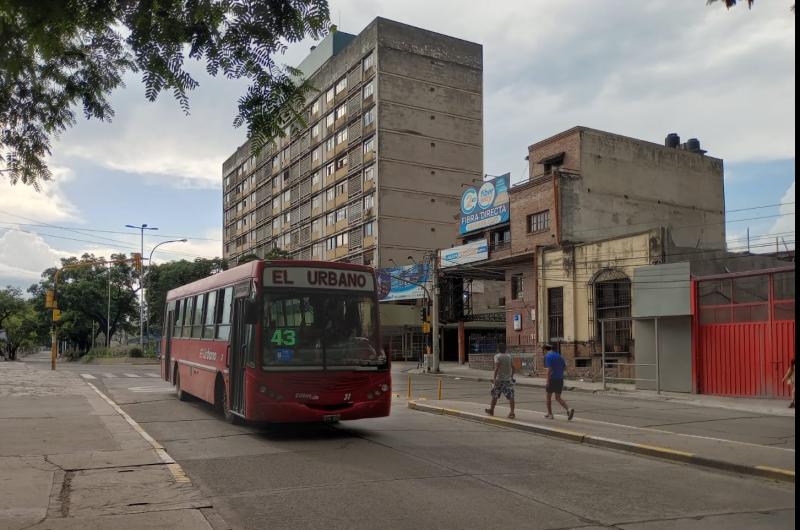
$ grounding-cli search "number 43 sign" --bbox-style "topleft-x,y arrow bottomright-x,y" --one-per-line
271,329 -> 296,346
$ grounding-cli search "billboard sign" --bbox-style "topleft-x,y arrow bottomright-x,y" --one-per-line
439,239 -> 489,268
376,263 -> 431,302
459,174 -> 510,234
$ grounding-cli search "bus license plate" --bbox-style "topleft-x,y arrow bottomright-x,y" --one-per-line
323,415 -> 341,423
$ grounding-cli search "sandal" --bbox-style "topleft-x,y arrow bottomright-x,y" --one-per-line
485,408 -> 494,416
507,413 -> 516,419
544,414 -> 554,419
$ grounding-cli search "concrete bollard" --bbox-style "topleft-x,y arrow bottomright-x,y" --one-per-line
407,374 -> 412,400
437,378 -> 443,400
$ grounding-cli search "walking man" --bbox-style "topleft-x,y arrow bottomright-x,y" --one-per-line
485,344 -> 515,419
543,344 -> 574,420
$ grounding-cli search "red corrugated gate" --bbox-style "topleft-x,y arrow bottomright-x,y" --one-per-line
694,268 -> 795,398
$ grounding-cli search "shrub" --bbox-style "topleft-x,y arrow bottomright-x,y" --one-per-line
129,347 -> 143,358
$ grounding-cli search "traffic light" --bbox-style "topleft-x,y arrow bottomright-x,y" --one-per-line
132,253 -> 142,272
45,290 -> 57,309
419,305 -> 428,322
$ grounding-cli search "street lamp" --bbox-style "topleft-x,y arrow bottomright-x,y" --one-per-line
144,238 -> 188,349
126,223 -> 159,351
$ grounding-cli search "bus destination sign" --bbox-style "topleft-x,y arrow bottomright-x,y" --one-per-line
264,267 -> 375,291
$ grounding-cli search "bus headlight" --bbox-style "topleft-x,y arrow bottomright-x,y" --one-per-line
380,384 -> 389,392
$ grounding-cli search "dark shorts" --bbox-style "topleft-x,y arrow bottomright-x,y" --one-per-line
546,378 -> 564,395
491,380 -> 515,400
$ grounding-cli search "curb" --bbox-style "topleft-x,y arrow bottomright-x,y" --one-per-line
412,370 -> 610,394
408,401 -> 795,484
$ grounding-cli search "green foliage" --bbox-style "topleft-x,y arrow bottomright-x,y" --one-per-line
31,253 -> 139,354
1,0 -> 331,188
145,257 -> 228,333
0,285 -> 26,329
0,287 -> 44,360
128,346 -> 143,358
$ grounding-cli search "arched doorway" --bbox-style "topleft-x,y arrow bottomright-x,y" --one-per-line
592,269 -> 632,353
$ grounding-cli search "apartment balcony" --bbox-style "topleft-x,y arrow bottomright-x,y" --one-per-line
324,172 -> 336,187
363,121 -> 375,137
334,166 -> 348,181
312,180 -> 322,193
334,194 -> 347,208
335,219 -> 348,232
364,178 -> 375,192
363,151 -> 375,164
334,116 -> 347,130
363,235 -> 375,248
335,141 -> 347,155
334,246 -> 348,258
312,205 -> 322,217
489,240 -> 512,260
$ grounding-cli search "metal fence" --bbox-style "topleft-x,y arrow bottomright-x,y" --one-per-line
599,316 -> 659,393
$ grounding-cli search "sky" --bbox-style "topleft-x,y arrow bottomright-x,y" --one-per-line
0,0 -> 795,291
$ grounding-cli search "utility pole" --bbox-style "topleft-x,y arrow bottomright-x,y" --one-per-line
431,249 -> 441,373
107,263 -> 111,347
126,224 -> 158,351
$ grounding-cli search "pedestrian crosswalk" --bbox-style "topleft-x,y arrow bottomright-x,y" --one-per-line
81,372 -> 160,380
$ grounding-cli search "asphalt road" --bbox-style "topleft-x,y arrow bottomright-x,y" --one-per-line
29,357 -> 796,530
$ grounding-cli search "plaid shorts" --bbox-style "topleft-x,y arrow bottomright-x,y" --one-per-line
491,380 -> 515,400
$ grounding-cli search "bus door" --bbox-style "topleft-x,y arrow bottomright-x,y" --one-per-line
164,307 -> 175,381
229,285 -> 250,416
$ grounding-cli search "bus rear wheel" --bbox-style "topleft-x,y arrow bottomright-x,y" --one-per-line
174,369 -> 190,402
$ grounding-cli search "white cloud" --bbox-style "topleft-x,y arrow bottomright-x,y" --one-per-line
0,228 -> 69,285
769,181 -> 796,250
0,166 -> 81,223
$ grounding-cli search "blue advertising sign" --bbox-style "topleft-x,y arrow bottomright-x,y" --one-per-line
459,174 -> 510,234
377,263 -> 431,302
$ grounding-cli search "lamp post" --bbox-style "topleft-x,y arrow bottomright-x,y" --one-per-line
144,239 -> 188,348
126,223 -> 159,351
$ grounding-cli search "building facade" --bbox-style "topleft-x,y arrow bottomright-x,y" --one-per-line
221,18 -> 483,269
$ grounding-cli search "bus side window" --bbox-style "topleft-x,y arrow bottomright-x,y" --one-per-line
203,290 -> 217,339
192,293 -> 205,338
182,297 -> 194,338
175,299 -> 185,339
216,287 -> 233,340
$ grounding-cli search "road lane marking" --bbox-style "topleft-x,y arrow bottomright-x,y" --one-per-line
86,382 -> 191,484
104,373 -> 117,378
128,385 -> 175,393
80,373 -> 97,380
145,373 -> 159,377
124,373 -> 142,378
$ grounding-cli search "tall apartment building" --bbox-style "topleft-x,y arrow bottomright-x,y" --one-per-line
222,18 -> 483,268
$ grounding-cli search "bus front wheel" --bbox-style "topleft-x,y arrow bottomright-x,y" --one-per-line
215,376 -> 243,425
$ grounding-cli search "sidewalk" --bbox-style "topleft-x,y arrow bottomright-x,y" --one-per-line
395,361 -> 795,417
409,399 -> 796,483
0,358 -> 225,529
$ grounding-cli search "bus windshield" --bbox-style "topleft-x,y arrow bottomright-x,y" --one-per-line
262,290 -> 383,369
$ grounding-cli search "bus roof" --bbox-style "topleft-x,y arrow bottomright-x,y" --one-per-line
165,260 -> 375,301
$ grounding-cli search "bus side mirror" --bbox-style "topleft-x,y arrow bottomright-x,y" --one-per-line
243,299 -> 259,324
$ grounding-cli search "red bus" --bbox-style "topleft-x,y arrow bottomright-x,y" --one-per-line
160,260 -> 390,423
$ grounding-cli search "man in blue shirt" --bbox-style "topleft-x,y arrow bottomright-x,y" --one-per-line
543,344 -> 575,420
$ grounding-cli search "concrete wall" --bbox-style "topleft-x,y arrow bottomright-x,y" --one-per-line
375,18 -> 483,267
538,231 -> 656,350
634,317 -> 692,393
504,263 -> 537,349
632,262 -> 692,319
508,180 -> 557,255
561,129 -> 725,249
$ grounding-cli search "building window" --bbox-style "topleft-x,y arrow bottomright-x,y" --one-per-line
336,232 -> 348,247
363,80 -> 374,99
335,105 -> 347,120
363,52 -> 374,71
282,190 -> 290,204
325,163 -> 335,177
511,274 -> 524,300
326,237 -> 336,250
335,180 -> 347,196
312,194 -> 321,209
336,207 -> 347,222
312,242 -> 324,256
326,187 -> 335,202
548,287 -> 564,340
272,218 -> 280,232
364,108 -> 375,126
336,128 -> 348,145
364,165 -> 375,184
363,137 -> 375,154
311,123 -> 320,139
311,99 -> 320,115
283,211 -> 291,224
363,194 -> 374,210
335,157 -> 347,171
335,78 -> 347,94
311,171 -> 321,187
363,221 -> 375,237
325,88 -> 334,103
325,136 -> 335,151
527,210 -> 550,234
594,271 -> 632,353
326,113 -> 334,128
312,218 -> 321,234
326,212 -> 336,226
